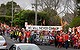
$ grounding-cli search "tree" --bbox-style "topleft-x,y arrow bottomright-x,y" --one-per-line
14,10 -> 50,27
70,16 -> 80,27
0,4 -> 6,16
38,0 -> 60,16
62,13 -> 75,24
37,0 -> 77,25
0,1 -> 21,25
38,11 -> 49,25
37,0 -> 62,25
0,3 -> 11,25
6,1 -> 21,16
38,0 -> 60,10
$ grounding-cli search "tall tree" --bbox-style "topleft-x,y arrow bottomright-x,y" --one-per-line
14,10 -> 55,27
0,1 -> 21,25
59,0 -> 77,24
6,1 -> 20,16
0,4 -> 6,16
37,0 -> 61,25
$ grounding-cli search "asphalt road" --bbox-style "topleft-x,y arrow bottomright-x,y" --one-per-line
38,45 -> 80,50
3,36 -> 14,49
3,35 -> 80,50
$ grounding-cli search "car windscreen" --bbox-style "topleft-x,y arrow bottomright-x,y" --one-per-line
0,36 -> 5,40
18,45 -> 41,50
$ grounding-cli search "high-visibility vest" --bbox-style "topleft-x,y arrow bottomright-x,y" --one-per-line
15,31 -> 19,36
10,31 -> 13,34
17,31 -> 19,35
19,32 -> 22,36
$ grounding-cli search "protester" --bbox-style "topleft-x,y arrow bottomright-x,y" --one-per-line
0,22 -> 80,49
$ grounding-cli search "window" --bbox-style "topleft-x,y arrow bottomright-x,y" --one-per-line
18,45 -> 41,50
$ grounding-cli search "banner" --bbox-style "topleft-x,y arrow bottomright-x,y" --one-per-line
26,26 -> 62,31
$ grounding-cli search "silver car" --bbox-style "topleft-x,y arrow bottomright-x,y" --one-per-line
0,35 -> 7,49
9,43 -> 41,50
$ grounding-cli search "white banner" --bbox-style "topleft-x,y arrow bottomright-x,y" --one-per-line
26,26 -> 62,31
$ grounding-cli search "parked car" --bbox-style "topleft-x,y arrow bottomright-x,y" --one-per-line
0,35 -> 7,49
9,43 -> 41,50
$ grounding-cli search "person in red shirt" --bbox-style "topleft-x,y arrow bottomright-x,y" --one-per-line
58,34 -> 63,48
25,30 -> 31,43
26,31 -> 30,38
65,34 -> 69,41
64,33 -> 69,49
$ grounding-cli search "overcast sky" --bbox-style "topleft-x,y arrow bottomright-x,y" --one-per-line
0,0 -> 33,10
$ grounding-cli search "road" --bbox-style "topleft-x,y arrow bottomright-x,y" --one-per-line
39,45 -> 80,50
3,35 -> 14,49
3,35 -> 80,50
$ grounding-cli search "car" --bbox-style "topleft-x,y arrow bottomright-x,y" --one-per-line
0,35 -> 7,49
9,43 -> 41,50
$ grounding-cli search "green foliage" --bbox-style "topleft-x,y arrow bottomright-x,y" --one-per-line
43,8 -> 61,26
63,25 -> 70,33
5,17 -> 12,25
13,9 -> 62,27
0,1 -> 21,26
70,16 -> 80,27
49,16 -> 61,26
38,11 -> 49,25
0,1 -> 21,16
6,1 -> 19,16
0,17 -> 11,25
0,17 -> 5,23
0,4 -> 6,15
14,10 -> 32,27
13,10 -> 50,27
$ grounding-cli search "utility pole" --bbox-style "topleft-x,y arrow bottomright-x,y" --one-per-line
35,0 -> 37,25
12,0 -> 13,26
32,0 -> 39,25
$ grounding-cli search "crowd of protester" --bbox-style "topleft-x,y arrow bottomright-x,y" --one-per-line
0,22 -> 80,49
